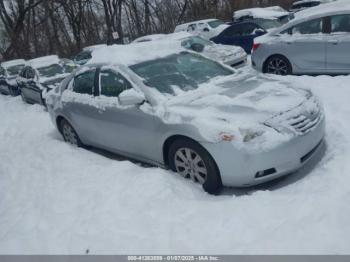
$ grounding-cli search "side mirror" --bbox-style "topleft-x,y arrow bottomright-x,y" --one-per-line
190,43 -> 205,52
118,89 -> 145,106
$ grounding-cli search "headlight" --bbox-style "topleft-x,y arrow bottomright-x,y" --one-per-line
239,128 -> 264,143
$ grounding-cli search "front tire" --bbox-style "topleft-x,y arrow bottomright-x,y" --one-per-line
168,139 -> 222,194
59,119 -> 82,147
264,55 -> 292,75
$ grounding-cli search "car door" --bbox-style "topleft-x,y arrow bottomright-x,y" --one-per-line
282,17 -> 326,73
326,14 -> 350,73
20,67 -> 43,104
61,68 -> 99,145
93,68 -> 159,162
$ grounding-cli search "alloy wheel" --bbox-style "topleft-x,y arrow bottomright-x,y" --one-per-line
267,57 -> 289,75
62,122 -> 78,146
174,147 -> 208,184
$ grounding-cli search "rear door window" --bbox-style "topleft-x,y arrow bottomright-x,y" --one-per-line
73,70 -> 95,95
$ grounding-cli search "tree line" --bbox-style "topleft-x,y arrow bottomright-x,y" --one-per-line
0,0 -> 294,61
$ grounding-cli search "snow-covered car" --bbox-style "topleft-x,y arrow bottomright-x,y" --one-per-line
174,19 -> 229,40
133,32 -> 247,68
46,42 -> 325,194
74,44 -> 107,65
252,1 -> 350,75
0,59 -> 26,96
290,0 -> 337,13
233,6 -> 293,24
18,55 -> 76,105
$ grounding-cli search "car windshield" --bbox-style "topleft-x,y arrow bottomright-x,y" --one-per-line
256,19 -> 282,29
208,20 -> 225,28
7,64 -> 25,76
181,36 -> 213,49
130,52 -> 233,94
37,64 -> 65,78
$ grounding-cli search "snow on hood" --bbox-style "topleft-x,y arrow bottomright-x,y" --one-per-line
90,41 -> 185,66
148,72 -> 315,151
233,6 -> 289,20
28,55 -> 60,69
1,59 -> 26,68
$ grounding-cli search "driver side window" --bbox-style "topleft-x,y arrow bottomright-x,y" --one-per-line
100,70 -> 132,97
73,70 -> 95,95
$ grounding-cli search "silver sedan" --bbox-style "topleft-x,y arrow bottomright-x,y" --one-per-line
252,3 -> 350,75
47,51 -> 325,194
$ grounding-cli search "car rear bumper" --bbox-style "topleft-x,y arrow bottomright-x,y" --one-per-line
201,117 -> 326,187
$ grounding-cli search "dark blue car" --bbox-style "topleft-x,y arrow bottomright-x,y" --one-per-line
211,19 -> 282,54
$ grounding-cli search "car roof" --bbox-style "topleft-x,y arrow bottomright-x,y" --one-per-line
175,18 -> 221,28
88,40 -> 187,66
233,6 -> 289,20
28,55 -> 60,69
292,0 -> 349,20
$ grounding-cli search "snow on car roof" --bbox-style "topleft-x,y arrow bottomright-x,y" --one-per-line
89,40 -> 185,66
133,34 -> 167,43
83,44 -> 107,51
233,6 -> 289,20
294,0 -> 348,20
175,18 -> 222,29
1,59 -> 26,68
28,55 -> 60,69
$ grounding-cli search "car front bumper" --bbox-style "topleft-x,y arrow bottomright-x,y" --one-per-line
201,117 -> 326,187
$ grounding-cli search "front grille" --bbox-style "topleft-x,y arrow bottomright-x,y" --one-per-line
266,97 -> 323,135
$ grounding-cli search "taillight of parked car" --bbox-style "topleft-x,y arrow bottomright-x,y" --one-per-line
252,43 -> 261,52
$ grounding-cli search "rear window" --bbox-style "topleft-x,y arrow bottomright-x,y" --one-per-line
208,20 -> 225,28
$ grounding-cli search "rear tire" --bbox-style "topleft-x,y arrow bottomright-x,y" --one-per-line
168,138 -> 222,195
59,119 -> 83,147
264,55 -> 292,75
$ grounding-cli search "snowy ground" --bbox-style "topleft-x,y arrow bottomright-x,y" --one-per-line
1,71 -> 350,254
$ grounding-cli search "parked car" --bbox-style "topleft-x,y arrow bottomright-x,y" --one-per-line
0,59 -> 26,96
74,44 -> 107,65
46,43 -> 325,194
174,19 -> 229,40
233,6 -> 292,24
252,1 -> 350,75
133,32 -> 247,68
211,18 -> 282,54
18,55 -> 76,105
290,0 -> 336,13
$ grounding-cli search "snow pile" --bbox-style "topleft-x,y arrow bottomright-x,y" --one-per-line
234,6 -> 289,20
1,71 -> 350,254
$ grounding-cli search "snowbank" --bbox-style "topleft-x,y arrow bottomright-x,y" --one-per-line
0,70 -> 350,254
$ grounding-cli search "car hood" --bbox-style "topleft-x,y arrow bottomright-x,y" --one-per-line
153,73 -> 316,147
203,45 -> 246,62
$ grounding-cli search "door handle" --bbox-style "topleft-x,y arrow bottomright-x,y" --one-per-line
328,40 -> 339,45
